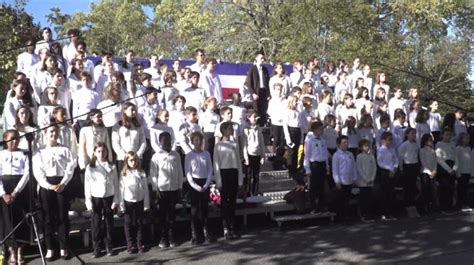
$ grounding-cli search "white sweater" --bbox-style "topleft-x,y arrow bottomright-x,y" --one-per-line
84,161 -> 119,210
242,125 -> 266,161
456,146 -> 471,176
119,169 -> 150,210
213,140 -> 244,188
78,126 -> 113,170
420,147 -> 437,175
111,123 -> 147,160
435,141 -> 458,173
150,149 -> 183,192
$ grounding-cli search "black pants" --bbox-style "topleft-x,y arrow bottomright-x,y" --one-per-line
91,196 -> 114,249
257,89 -> 269,127
271,125 -> 284,152
420,173 -> 439,211
358,187 -> 373,217
39,177 -> 69,249
220,169 -> 239,229
402,163 -> 420,207
158,190 -> 178,236
437,160 -> 455,211
309,161 -> 327,210
335,184 -> 353,219
457,173 -> 471,208
124,200 -> 144,248
244,155 -> 261,195
377,168 -> 395,216
190,178 -> 209,229
142,139 -> 155,175
0,175 -> 30,248
287,127 -> 301,178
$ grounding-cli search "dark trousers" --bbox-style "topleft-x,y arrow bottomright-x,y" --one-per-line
244,155 -> 261,195
190,178 -> 209,229
377,168 -> 395,216
358,187 -> 373,217
437,160 -> 455,211
402,163 -> 420,207
257,89 -> 269,127
39,177 -> 69,249
335,184 -> 353,219
457,173 -> 471,208
158,190 -> 178,236
309,161 -> 327,210
287,127 -> 301,178
220,169 -> 239,229
91,196 -> 114,249
0,175 -> 30,248
142,139 -> 155,175
420,173 -> 439,211
271,125 -> 284,152
124,200 -> 144,248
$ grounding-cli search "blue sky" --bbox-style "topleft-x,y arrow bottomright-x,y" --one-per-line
2,0 -> 99,28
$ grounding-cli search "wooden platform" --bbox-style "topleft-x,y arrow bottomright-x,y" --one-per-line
272,211 -> 336,229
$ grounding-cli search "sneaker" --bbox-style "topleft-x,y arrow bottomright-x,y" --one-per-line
461,206 -> 473,212
169,238 -> 176,248
106,247 -> 115,256
159,238 -> 169,248
91,249 -> 100,258
380,215 -> 388,221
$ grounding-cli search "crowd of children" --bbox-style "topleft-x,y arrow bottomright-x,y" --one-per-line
0,27 -> 473,263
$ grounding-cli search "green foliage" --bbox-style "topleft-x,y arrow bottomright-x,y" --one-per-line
0,2 -> 39,103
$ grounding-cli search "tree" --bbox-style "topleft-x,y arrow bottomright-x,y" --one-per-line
0,2 -> 39,102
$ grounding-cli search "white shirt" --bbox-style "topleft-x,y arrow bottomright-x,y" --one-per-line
137,101 -> 161,139
72,88 -> 100,122
420,146 -> 437,175
97,100 -> 121,127
181,86 -> 206,111
356,153 -> 377,187
111,123 -> 147,160
84,161 -> 119,210
303,136 -> 329,174
17,52 -> 39,78
398,140 -> 419,165
332,149 -> 358,185
158,86 -> 180,111
456,146 -> 471,176
185,151 -> 213,190
144,67 -> 163,89
341,128 -> 359,149
4,96 -> 25,129
33,144 -> 75,189
149,123 -> 176,153
213,140 -> 244,188
435,141 -> 458,173
377,145 -> 399,171
267,97 -> 285,126
78,126 -> 112,170
428,112 -> 441,132
317,102 -> 334,121
119,169 -> 150,210
323,127 -> 338,149
150,149 -> 183,192
415,123 -> 431,146
178,121 -> 202,154
189,62 -> 205,73
199,70 -> 223,103
269,75 -> 291,98
199,110 -> 220,133
0,150 -> 30,196
283,109 -> 303,145
388,98 -> 405,121
242,124 -> 266,161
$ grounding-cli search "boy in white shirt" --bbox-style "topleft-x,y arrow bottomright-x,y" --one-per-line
332,135 -> 357,221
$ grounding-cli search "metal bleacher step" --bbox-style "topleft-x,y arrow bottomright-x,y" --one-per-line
259,170 -> 296,193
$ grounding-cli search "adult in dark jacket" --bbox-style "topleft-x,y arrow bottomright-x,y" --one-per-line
245,51 -> 270,126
